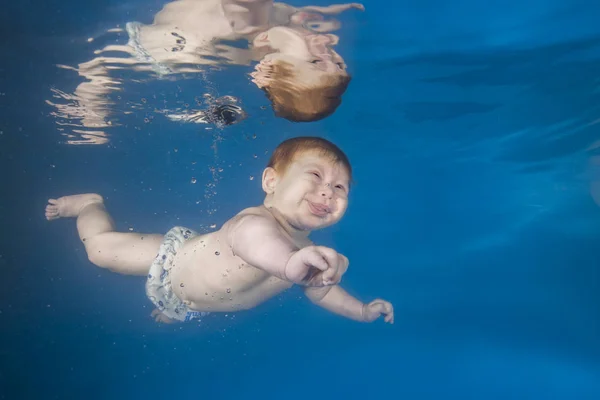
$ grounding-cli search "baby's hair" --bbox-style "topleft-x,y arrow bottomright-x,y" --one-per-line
267,136 -> 352,183
261,61 -> 351,122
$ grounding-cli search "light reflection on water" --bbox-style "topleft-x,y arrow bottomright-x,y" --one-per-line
46,0 -> 364,145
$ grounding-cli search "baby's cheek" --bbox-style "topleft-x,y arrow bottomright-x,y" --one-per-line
336,199 -> 348,214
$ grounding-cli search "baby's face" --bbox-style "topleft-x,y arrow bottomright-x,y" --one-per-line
252,27 -> 347,84
269,152 -> 350,231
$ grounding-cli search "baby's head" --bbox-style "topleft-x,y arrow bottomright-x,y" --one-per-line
262,136 -> 352,231
251,27 -> 351,122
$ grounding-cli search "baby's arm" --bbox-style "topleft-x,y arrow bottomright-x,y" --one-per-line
269,2 -> 363,32
229,215 -> 297,280
228,215 -> 344,285
304,285 -> 364,321
304,285 -> 394,323
299,3 -> 364,15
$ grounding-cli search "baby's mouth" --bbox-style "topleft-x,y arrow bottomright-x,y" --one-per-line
307,201 -> 331,217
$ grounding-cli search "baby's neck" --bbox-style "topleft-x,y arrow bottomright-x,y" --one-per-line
261,204 -> 311,242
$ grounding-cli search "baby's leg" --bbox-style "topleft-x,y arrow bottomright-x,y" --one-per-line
45,194 -> 163,276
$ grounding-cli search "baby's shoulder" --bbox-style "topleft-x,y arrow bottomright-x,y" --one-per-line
233,206 -> 271,220
222,206 -> 274,231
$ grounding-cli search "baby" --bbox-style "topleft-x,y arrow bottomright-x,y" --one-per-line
45,137 -> 394,324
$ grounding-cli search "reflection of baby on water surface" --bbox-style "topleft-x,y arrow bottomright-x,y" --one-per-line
128,0 -> 363,122
55,0 -> 363,139
52,0 -> 362,143
46,0 -> 363,144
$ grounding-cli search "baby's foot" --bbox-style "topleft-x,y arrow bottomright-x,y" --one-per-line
45,193 -> 103,221
151,308 -> 176,324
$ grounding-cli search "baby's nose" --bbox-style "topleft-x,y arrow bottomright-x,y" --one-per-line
320,183 -> 333,197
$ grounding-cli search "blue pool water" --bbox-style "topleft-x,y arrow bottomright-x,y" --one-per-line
1,0 -> 600,398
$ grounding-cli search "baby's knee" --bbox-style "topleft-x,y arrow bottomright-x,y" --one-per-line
84,237 -> 112,268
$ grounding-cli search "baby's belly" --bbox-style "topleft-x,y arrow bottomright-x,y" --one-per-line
171,256 -> 293,312
182,274 -> 293,312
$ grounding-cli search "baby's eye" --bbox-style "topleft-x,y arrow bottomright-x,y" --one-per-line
310,59 -> 321,64
335,185 -> 348,193
311,172 -> 321,178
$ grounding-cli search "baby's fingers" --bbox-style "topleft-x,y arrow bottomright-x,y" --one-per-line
384,311 -> 394,324
322,264 -> 339,285
314,247 -> 340,284
303,249 -> 329,272
370,300 -> 394,324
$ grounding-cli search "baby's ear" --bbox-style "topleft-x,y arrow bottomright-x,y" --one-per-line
262,167 -> 278,193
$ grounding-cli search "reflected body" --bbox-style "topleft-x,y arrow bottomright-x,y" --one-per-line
48,0 -> 363,144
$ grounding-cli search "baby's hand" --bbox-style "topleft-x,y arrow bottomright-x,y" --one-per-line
285,245 -> 348,286
151,308 -> 176,324
362,299 -> 394,324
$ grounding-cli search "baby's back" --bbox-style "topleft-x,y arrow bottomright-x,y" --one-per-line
169,206 -> 294,312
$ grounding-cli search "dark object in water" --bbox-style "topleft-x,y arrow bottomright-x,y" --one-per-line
166,97 -> 247,127
207,104 -> 245,126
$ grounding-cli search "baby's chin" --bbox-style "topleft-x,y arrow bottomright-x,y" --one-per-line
299,214 -> 338,231
281,214 -> 319,231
